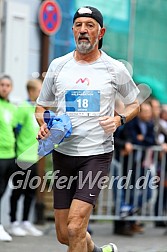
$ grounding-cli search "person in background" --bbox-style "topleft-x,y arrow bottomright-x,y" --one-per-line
0,75 -> 17,242
35,6 -> 140,252
154,104 -> 167,227
159,105 -> 167,234
112,101 -> 134,236
159,105 -> 167,132
123,101 -> 156,233
149,98 -> 167,145
9,79 -> 43,237
149,98 -> 167,227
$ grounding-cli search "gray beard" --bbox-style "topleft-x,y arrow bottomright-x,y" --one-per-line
76,41 -> 93,54
76,38 -> 99,54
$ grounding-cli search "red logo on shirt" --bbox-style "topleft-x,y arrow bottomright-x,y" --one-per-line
76,78 -> 90,86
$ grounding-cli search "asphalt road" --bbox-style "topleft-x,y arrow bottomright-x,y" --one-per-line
1,221 -> 167,252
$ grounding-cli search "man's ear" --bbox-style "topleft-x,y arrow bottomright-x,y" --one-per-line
98,27 -> 106,40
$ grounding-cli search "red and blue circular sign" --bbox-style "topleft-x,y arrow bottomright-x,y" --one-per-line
38,0 -> 62,35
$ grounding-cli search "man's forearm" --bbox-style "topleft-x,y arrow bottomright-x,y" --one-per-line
35,105 -> 48,126
114,99 -> 140,126
124,99 -> 140,123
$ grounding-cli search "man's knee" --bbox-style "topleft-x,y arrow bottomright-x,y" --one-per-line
67,216 -> 86,239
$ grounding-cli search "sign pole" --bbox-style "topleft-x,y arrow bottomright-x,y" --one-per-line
37,0 -> 62,223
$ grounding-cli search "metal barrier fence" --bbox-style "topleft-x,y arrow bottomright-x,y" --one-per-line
90,145 -> 167,221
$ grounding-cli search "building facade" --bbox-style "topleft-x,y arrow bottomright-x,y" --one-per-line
0,0 -> 41,103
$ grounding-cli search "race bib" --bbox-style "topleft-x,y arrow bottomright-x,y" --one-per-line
65,90 -> 100,116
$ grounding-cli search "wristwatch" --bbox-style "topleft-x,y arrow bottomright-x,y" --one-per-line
118,114 -> 126,125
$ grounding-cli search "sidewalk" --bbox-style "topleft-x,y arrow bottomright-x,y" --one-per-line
1,221 -> 167,252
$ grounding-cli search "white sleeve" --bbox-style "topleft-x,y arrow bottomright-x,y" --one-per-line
37,60 -> 57,107
116,63 -> 140,104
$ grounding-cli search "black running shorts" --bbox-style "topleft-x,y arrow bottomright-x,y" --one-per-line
52,150 -> 113,209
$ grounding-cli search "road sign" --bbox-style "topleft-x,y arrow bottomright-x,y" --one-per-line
38,0 -> 62,35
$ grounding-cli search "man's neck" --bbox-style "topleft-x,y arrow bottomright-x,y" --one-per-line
74,49 -> 101,63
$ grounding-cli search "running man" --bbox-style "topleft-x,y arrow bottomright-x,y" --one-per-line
35,6 -> 140,252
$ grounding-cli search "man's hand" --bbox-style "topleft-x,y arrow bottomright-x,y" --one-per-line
99,116 -> 121,134
37,123 -> 50,140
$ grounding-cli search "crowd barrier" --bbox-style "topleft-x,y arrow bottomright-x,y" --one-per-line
90,145 -> 167,221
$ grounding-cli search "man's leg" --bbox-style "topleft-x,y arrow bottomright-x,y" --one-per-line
54,199 -> 95,252
67,199 -> 94,252
54,205 -> 117,252
54,208 -> 69,246
66,199 -> 115,252
55,201 -> 101,252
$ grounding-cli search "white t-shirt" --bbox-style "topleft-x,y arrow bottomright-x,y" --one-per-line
37,50 -> 140,156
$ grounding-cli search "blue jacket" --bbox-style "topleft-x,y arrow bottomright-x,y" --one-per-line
38,110 -> 72,156
124,117 -> 155,146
